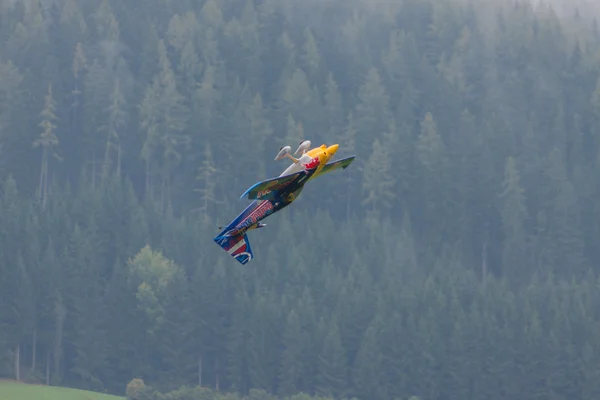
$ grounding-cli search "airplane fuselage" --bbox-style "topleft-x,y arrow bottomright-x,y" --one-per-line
279,144 -> 339,180
213,142 -> 349,265
222,176 -> 309,238
220,144 -> 339,237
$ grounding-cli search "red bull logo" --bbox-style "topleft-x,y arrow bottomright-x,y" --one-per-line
303,157 -> 320,170
236,201 -> 274,231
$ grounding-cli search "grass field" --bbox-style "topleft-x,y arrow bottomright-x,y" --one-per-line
0,380 -> 124,400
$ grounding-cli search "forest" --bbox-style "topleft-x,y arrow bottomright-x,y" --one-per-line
2,0 -> 600,399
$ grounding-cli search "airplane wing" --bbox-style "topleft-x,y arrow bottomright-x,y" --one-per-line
318,156 -> 355,176
240,170 -> 308,200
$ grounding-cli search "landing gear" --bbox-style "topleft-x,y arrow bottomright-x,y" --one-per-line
275,145 -> 298,162
294,140 -> 311,156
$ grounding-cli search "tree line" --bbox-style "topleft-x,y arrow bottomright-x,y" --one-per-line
2,0 -> 600,399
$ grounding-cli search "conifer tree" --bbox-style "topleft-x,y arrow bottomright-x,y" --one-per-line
362,138 -> 395,214
355,68 -> 391,157
194,143 -> 220,218
278,309 -> 304,396
500,156 -> 530,282
316,318 -> 347,399
34,84 -> 61,210
101,77 -> 127,180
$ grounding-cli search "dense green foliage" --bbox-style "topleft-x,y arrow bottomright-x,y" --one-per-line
124,378 -> 350,400
2,0 -> 600,399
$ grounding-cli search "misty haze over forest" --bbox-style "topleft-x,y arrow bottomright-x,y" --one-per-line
2,0 -> 600,400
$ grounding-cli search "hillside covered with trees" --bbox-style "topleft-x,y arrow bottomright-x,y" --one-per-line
2,0 -> 600,399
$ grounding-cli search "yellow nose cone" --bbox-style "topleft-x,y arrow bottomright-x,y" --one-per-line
327,144 -> 339,157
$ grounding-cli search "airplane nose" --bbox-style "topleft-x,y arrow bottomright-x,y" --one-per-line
327,144 -> 339,155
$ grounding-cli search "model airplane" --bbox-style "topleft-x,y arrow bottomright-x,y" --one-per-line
213,140 -> 355,264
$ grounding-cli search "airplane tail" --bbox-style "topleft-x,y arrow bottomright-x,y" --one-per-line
213,232 -> 254,265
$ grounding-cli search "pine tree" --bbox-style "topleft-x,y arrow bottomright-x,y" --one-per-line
247,291 -> 281,393
244,93 -> 274,178
281,68 -> 316,134
355,68 -> 391,157
500,156 -> 530,283
415,112 -> 449,248
316,318 -> 347,398
324,73 -> 344,142
34,84 -> 61,210
67,224 -> 108,391
225,289 -> 251,394
536,148 -> 586,278
0,62 -> 23,161
101,77 -> 128,180
351,323 -> 384,400
278,309 -> 304,396
302,28 -> 321,79
139,39 -> 189,210
362,137 -> 395,214
193,143 -> 220,217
